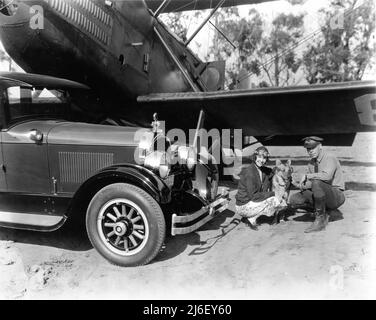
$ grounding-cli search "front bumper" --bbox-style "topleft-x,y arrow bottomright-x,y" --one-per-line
171,187 -> 230,236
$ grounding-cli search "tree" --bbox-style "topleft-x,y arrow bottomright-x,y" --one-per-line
302,0 -> 376,83
254,12 -> 305,87
160,11 -> 203,43
206,8 -> 264,89
161,12 -> 188,42
206,9 -> 305,88
161,7 -> 306,88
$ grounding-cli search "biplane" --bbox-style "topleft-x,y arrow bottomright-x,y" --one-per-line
0,0 -> 375,147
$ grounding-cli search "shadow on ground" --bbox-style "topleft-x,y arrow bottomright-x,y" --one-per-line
154,209 -> 238,262
0,219 -> 92,251
221,177 -> 376,193
345,182 -> 376,192
241,156 -> 376,167
293,209 -> 343,222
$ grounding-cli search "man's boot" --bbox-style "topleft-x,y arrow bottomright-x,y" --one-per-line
304,208 -> 328,233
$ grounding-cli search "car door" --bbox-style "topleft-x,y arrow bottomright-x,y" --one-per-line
0,123 -> 6,193
1,85 -> 53,194
1,120 -> 52,194
0,80 -> 21,193
0,83 -> 52,216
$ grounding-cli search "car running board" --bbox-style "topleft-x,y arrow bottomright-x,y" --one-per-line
0,211 -> 66,232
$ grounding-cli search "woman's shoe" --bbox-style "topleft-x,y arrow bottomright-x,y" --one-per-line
241,217 -> 259,230
248,222 -> 259,230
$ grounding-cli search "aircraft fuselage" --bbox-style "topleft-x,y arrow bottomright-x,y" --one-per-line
0,0 -> 210,118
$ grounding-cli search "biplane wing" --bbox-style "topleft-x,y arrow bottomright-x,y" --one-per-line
137,80 -> 376,146
145,0 -> 276,12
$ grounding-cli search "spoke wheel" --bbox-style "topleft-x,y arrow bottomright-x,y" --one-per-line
98,199 -> 149,256
86,183 -> 165,267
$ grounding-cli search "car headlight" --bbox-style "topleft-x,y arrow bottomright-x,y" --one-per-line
135,130 -> 171,163
144,151 -> 171,179
135,131 -> 154,165
177,146 -> 196,171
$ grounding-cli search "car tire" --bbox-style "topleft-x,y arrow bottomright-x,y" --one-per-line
86,183 -> 166,267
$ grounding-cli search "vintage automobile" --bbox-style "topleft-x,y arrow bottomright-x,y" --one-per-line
0,72 -> 229,266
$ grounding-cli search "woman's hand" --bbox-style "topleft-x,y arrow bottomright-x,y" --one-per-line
275,192 -> 283,203
299,174 -> 307,191
291,180 -> 300,189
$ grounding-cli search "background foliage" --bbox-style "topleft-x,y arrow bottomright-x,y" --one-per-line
161,0 -> 376,88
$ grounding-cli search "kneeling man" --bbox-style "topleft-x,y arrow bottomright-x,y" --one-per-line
289,136 -> 345,233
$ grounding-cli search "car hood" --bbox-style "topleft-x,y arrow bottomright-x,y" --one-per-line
47,121 -> 148,146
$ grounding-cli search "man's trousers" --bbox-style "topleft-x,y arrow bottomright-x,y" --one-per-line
289,179 -> 345,211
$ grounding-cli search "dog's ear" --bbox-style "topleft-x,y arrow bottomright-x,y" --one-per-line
286,159 -> 291,166
276,159 -> 282,166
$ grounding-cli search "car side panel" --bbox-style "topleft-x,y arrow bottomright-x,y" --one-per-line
1,121 -> 60,193
0,121 -> 72,230
48,144 -> 137,194
0,192 -> 70,215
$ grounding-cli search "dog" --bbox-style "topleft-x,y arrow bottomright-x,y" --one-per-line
272,159 -> 293,224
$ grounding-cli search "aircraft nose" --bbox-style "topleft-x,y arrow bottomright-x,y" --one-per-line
0,0 -> 30,25
0,1 -> 36,69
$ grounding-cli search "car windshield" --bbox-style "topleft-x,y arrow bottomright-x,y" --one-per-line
5,86 -> 103,125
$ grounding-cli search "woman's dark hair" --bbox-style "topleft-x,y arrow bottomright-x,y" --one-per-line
251,146 -> 270,162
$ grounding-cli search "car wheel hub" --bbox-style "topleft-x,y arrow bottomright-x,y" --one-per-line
114,221 -> 130,236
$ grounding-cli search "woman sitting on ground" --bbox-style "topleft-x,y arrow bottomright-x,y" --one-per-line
235,146 -> 283,230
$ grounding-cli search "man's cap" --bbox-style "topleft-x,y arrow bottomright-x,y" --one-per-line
302,136 -> 323,149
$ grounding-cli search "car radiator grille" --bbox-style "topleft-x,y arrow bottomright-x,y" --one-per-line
59,152 -> 114,183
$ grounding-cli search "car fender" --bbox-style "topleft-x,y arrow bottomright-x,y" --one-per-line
68,164 -> 172,220
81,164 -> 170,203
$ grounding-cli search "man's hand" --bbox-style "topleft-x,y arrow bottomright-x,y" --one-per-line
299,174 -> 307,191
291,180 -> 300,189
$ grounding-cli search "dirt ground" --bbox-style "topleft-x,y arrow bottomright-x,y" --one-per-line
0,133 -> 375,300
